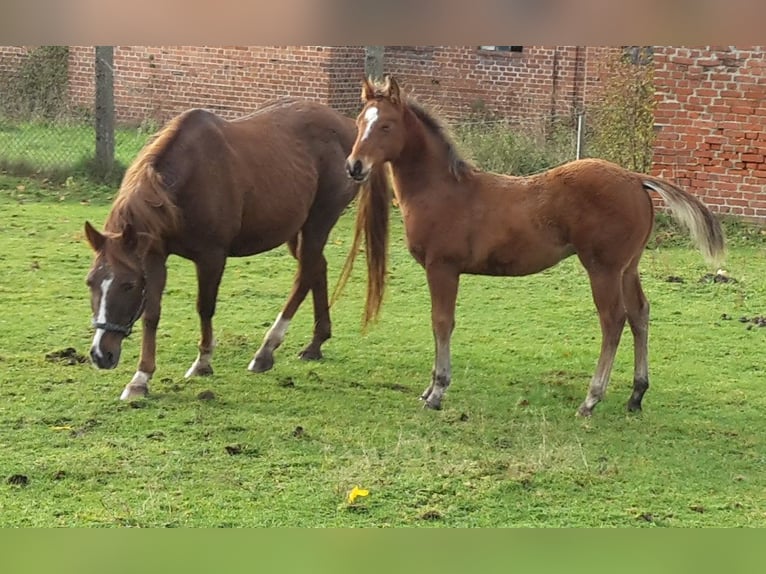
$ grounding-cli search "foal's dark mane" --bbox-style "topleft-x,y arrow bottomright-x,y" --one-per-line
406,100 -> 474,181
104,112 -> 186,241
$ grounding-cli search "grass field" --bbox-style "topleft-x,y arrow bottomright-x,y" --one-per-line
2,175 -> 766,527
0,121 -> 150,178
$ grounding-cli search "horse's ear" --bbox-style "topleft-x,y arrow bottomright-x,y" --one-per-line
84,221 -> 106,252
384,75 -> 401,105
121,223 -> 138,252
361,77 -> 376,102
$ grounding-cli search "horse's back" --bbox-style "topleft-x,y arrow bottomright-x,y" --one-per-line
134,100 -> 357,258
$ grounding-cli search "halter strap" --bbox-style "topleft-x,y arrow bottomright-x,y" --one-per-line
92,319 -> 135,336
91,288 -> 146,338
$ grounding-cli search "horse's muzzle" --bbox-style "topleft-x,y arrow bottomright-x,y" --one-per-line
90,345 -> 120,369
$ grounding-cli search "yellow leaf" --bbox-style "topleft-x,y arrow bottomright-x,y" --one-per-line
51,425 -> 72,431
347,485 -> 370,504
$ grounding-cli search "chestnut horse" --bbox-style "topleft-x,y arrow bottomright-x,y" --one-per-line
84,98 -> 387,400
343,76 -> 725,416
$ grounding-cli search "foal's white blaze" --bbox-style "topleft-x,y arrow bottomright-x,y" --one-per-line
360,105 -> 379,142
91,276 -> 113,359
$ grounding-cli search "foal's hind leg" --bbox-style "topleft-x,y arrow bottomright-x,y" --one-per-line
185,253 -> 226,378
622,262 -> 650,412
578,270 -> 627,417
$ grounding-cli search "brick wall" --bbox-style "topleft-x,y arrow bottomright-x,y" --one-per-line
652,46 -> 766,220
58,45 -> 616,130
67,46 -> 366,124
383,46 -> 616,132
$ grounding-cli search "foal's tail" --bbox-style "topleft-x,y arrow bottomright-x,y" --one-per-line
642,176 -> 726,266
331,165 -> 392,326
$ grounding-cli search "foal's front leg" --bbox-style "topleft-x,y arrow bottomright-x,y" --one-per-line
185,254 -> 226,378
121,255 -> 167,400
421,264 -> 460,410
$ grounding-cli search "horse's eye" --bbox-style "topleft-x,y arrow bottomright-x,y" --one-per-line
121,282 -> 136,292
381,124 -> 391,133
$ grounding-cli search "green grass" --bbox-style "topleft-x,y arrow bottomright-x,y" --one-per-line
0,120 -> 151,180
2,175 -> 766,527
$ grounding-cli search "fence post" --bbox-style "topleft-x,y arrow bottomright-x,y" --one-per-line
364,46 -> 384,81
95,46 -> 115,176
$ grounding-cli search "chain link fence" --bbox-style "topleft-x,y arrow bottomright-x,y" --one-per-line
0,46 -> 654,181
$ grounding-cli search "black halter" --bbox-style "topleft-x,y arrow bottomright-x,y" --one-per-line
92,289 -> 146,337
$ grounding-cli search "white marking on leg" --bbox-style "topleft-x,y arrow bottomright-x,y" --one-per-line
120,370 -> 151,400
360,105 -> 379,141
185,347 -> 215,378
263,312 -> 291,350
91,276 -> 113,359
426,338 -> 452,405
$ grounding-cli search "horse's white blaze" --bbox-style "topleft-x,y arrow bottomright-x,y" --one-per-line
360,105 -> 379,142
91,276 -> 113,358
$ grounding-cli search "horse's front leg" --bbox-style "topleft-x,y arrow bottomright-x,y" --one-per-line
185,254 -> 227,378
420,264 -> 460,410
120,256 -> 167,400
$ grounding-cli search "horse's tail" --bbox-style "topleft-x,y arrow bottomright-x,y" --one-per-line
642,176 -> 726,267
331,165 -> 392,326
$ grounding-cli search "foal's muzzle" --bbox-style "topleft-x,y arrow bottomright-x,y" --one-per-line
346,158 -> 368,182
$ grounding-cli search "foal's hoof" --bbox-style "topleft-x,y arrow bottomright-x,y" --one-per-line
420,396 -> 442,411
576,404 -> 593,418
248,354 -> 274,373
298,348 -> 322,361
120,384 -> 148,401
626,400 -> 643,413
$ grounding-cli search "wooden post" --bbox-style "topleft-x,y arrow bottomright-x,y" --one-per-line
364,46 -> 384,81
95,46 -> 115,176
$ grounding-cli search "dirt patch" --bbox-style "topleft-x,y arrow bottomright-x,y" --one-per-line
45,347 -> 88,365
382,383 -> 409,393
7,474 -> 29,486
278,377 -> 295,388
197,389 -> 216,401
700,271 -> 737,284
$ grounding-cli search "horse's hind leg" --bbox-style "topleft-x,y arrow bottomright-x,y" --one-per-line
622,261 -> 650,412
185,253 -> 226,378
298,253 -> 330,361
249,234 -> 332,371
578,269 -> 627,417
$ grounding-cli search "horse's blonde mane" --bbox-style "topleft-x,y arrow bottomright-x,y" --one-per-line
104,113 -> 185,241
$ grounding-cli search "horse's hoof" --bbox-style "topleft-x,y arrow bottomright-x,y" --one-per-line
120,384 -> 148,401
248,355 -> 274,373
298,348 -> 322,361
185,364 -> 214,378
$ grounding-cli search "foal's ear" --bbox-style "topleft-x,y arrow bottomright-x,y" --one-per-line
84,221 -> 106,252
384,75 -> 401,105
361,77 -> 376,102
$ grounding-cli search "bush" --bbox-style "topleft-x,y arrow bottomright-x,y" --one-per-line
0,46 -> 70,121
586,47 -> 655,173
453,119 -> 575,176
